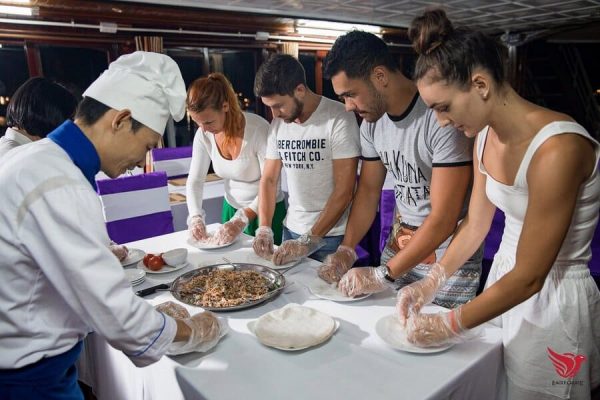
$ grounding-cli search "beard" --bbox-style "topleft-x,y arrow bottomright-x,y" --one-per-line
359,83 -> 387,122
283,97 -> 304,123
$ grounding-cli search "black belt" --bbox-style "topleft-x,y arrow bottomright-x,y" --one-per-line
400,222 -> 420,231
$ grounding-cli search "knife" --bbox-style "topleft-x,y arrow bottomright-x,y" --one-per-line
136,283 -> 170,297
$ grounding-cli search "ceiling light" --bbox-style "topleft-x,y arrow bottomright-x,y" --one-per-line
0,5 -> 38,16
295,19 -> 382,37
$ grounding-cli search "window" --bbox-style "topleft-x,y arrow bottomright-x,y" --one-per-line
166,48 -> 259,148
0,45 -> 29,135
39,45 -> 109,100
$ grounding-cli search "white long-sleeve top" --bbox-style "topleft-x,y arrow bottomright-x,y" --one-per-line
0,138 -> 176,369
186,112 -> 284,218
0,127 -> 33,159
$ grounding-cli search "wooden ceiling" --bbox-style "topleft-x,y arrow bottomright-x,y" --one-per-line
0,0 -> 409,50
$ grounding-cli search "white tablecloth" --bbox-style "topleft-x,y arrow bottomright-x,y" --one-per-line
78,229 -> 506,400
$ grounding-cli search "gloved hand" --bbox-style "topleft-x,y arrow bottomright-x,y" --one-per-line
338,265 -> 389,297
405,306 -> 474,348
318,245 -> 357,284
210,209 -> 249,245
167,312 -> 228,355
188,214 -> 208,242
396,262 -> 448,326
109,241 -> 129,261
155,301 -> 190,320
253,226 -> 275,260
272,232 -> 324,265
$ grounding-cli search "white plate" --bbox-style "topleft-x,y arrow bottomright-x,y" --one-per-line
375,314 -> 455,354
137,260 -> 190,274
120,248 -> 145,267
226,248 -> 301,270
263,255 -> 302,270
125,269 -> 146,283
307,274 -> 371,302
186,236 -> 238,250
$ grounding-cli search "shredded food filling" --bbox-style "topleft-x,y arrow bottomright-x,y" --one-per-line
179,270 -> 270,308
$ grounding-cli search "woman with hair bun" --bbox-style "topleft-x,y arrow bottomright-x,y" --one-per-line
398,8 -> 599,399
186,73 -> 286,245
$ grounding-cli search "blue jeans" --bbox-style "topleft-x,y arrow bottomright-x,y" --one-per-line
282,227 -> 343,262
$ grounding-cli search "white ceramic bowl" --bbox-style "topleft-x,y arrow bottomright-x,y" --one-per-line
162,248 -> 188,266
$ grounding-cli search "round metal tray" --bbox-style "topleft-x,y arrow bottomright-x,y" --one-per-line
171,263 -> 286,311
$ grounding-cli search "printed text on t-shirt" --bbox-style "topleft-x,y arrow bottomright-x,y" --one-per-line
278,139 -> 326,170
380,150 -> 430,206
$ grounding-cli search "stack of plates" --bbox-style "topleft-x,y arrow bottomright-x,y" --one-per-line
125,269 -> 146,287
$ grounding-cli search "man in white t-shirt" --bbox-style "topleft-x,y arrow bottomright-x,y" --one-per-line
252,54 -> 361,264
320,31 -> 482,308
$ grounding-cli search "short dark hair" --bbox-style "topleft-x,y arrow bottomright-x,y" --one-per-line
254,54 -> 307,97
75,96 -> 143,132
323,31 -> 400,80
6,77 -> 77,138
408,8 -> 507,88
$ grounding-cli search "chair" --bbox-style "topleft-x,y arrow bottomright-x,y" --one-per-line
151,146 -> 193,179
95,166 -> 144,182
478,209 -> 505,294
97,171 -> 174,244
378,189 -> 396,256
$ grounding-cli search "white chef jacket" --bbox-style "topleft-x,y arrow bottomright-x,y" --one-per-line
0,121 -> 176,369
0,127 -> 32,159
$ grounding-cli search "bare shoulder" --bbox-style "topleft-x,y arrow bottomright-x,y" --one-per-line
530,130 -> 596,185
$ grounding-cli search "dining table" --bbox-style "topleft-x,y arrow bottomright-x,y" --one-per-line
77,227 -> 507,400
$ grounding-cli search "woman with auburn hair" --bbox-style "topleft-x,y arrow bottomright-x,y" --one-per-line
186,73 -> 286,245
397,8 -> 599,399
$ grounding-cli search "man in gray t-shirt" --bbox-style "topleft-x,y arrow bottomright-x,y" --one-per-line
321,31 -> 482,308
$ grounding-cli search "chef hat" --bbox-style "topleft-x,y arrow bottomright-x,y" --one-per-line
83,51 -> 186,135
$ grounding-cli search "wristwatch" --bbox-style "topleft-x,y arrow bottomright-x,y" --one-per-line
298,233 -> 313,246
381,264 -> 396,283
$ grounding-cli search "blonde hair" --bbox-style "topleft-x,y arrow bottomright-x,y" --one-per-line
187,73 -> 244,144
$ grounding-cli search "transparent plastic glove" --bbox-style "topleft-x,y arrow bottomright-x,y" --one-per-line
318,245 -> 357,284
167,312 -> 228,355
188,214 -> 208,242
338,265 -> 387,297
253,226 -> 275,260
272,231 -> 324,265
396,262 -> 448,326
155,301 -> 190,320
109,242 -> 129,261
405,306 -> 475,348
210,209 -> 249,245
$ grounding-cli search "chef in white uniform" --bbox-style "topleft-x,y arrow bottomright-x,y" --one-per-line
0,51 -> 226,400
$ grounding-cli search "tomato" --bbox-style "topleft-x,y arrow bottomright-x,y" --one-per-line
143,253 -> 155,267
147,255 -> 165,271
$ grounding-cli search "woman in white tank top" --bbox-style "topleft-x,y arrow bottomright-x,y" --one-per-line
395,9 -> 600,399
